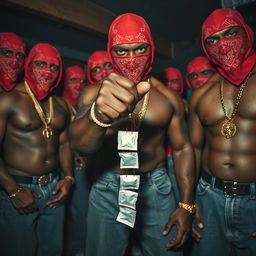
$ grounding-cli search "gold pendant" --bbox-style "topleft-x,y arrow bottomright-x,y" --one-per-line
42,127 -> 53,138
221,121 -> 237,139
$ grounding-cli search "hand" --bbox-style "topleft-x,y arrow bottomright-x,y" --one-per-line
163,208 -> 192,248
192,204 -> 203,241
94,73 -> 150,123
46,179 -> 72,208
10,187 -> 41,214
252,232 -> 256,238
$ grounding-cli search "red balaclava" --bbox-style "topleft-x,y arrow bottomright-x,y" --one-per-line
24,43 -> 62,100
63,65 -> 86,106
87,51 -> 113,84
202,8 -> 256,86
107,13 -> 155,84
0,32 -> 26,91
186,56 -> 216,90
162,67 -> 184,94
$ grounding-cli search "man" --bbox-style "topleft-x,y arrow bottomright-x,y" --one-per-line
161,67 -> 185,203
0,32 -> 26,92
0,43 -> 74,256
87,50 -> 113,84
189,8 -> 256,256
70,13 -> 195,256
186,56 -> 216,90
62,65 -> 89,256
162,67 -> 184,94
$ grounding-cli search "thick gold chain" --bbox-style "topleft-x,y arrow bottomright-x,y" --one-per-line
220,71 -> 252,122
128,78 -> 150,130
24,81 -> 53,137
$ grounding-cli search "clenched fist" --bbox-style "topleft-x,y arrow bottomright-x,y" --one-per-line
93,73 -> 150,124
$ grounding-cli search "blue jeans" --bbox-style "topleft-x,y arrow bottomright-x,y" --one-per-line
192,176 -> 256,256
0,171 -> 65,256
66,168 -> 91,256
167,154 -> 180,203
86,167 -> 182,256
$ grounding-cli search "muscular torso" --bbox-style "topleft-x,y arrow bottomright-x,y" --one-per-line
2,84 -> 68,176
197,70 -> 256,182
86,83 -> 175,174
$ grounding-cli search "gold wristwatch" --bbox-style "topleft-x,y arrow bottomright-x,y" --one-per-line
178,202 -> 196,214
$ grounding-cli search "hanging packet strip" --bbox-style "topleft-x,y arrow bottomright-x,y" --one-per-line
116,206 -> 136,228
117,131 -> 138,151
119,152 -> 139,169
118,189 -> 138,210
120,175 -> 140,190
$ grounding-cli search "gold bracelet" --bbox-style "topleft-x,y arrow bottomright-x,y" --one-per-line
90,102 -> 112,128
9,187 -> 23,200
178,202 -> 196,214
64,175 -> 75,185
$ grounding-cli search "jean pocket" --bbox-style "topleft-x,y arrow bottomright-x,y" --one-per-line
152,172 -> 172,195
196,178 -> 210,196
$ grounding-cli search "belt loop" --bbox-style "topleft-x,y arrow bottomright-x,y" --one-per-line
250,183 -> 256,199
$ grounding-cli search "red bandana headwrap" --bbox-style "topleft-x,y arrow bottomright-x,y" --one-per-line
162,67 -> 184,94
107,13 -> 154,84
186,56 -> 216,90
0,32 -> 26,91
63,65 -> 86,106
87,51 -> 113,84
202,8 -> 256,86
24,43 -> 62,100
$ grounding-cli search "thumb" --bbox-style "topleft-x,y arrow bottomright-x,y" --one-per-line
195,205 -> 203,229
136,81 -> 150,99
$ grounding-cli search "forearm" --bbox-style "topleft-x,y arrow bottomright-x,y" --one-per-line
59,141 -> 74,177
194,147 -> 202,181
173,144 -> 196,204
0,159 -> 20,194
69,110 -> 107,155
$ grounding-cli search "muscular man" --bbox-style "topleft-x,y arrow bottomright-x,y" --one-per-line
189,8 -> 256,256
70,13 -> 195,256
62,65 -> 89,256
0,32 -> 26,92
87,50 -> 113,84
0,43 -> 74,256
186,56 -> 216,90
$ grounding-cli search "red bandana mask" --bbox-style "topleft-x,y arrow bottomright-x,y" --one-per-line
186,56 -> 216,90
202,8 -> 256,86
162,67 -> 184,94
63,65 -> 86,106
87,51 -> 113,84
0,32 -> 26,91
107,13 -> 154,84
24,43 -> 62,100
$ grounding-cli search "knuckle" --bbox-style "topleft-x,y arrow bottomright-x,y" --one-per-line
125,93 -> 135,104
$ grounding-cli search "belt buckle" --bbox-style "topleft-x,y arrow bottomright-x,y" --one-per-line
38,175 -> 49,187
223,181 -> 238,196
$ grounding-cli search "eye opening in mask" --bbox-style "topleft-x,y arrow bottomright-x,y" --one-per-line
0,48 -> 25,59
103,62 -> 112,69
68,77 -> 85,84
31,61 -> 59,72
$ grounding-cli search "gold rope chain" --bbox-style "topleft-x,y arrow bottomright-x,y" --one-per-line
128,78 -> 150,130
63,97 -> 77,121
220,71 -> 252,122
24,81 -> 54,138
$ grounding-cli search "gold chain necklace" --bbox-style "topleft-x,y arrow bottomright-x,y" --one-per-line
63,97 -> 77,121
220,71 -> 252,139
24,81 -> 54,139
128,78 -> 150,130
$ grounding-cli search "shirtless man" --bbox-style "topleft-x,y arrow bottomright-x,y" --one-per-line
70,13 -> 195,256
0,43 -> 73,256
0,32 -> 26,92
189,8 -> 256,256
62,65 -> 89,256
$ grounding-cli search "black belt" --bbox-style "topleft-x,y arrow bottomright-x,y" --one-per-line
201,171 -> 255,196
11,170 -> 60,187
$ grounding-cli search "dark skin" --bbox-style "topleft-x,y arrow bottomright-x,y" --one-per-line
70,42 -> 195,248
189,26 -> 256,241
0,47 -> 26,93
0,61 -> 73,214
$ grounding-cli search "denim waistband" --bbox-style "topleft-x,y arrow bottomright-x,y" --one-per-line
9,169 -> 61,186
